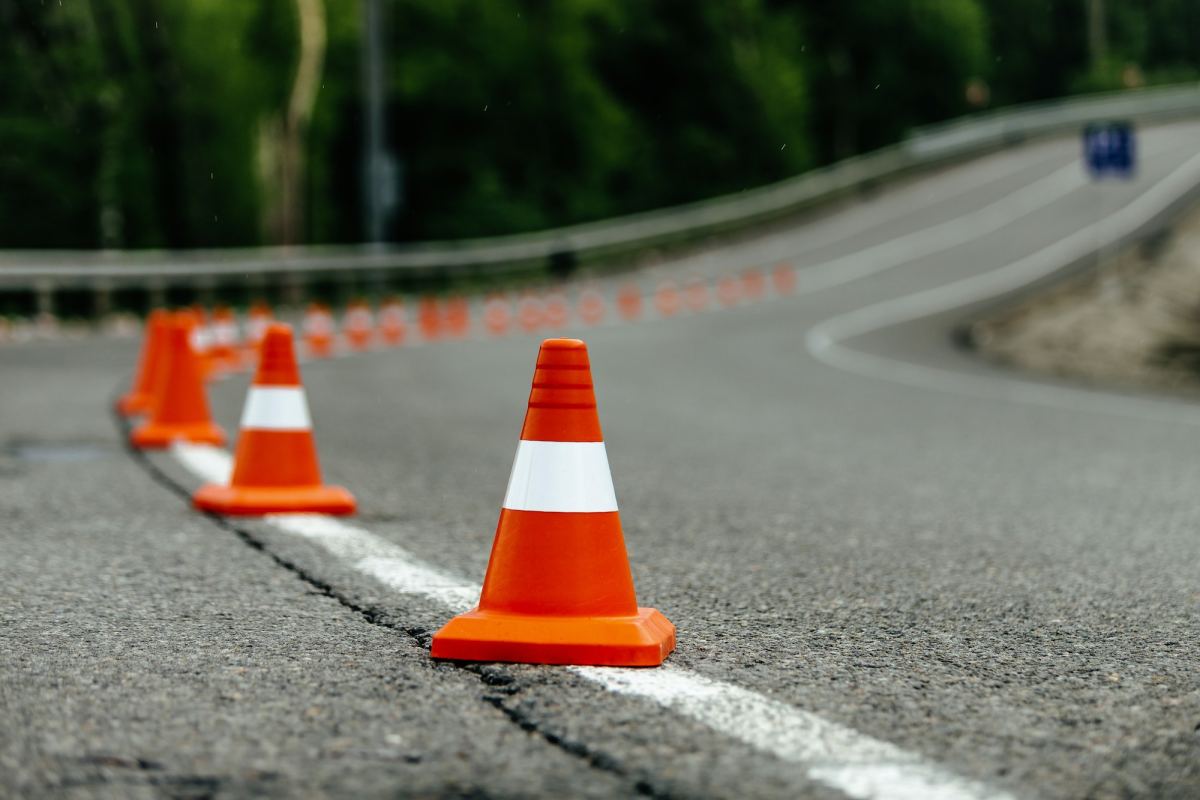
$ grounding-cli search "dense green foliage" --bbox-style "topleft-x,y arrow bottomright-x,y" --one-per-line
0,0 -> 1196,248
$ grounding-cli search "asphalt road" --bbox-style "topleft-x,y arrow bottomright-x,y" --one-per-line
5,120 -> 1200,799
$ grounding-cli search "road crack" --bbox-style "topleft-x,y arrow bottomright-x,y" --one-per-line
113,398 -> 672,797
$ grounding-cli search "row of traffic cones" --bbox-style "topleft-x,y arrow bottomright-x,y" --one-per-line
118,313 -> 674,667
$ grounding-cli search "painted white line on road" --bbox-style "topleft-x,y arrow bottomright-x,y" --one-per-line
171,440 -> 1016,800
806,148 -> 1200,427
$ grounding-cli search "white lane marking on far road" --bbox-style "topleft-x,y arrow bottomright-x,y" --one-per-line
806,148 -> 1200,427
171,441 -> 1016,800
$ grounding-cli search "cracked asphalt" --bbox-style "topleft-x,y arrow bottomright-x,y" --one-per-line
5,120 -> 1200,799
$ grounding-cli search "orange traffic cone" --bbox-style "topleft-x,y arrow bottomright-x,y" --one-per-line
483,294 -> 512,337
418,298 -> 442,341
304,302 -> 336,357
742,268 -> 766,300
192,323 -> 356,516
444,296 -> 471,338
116,309 -> 170,416
654,281 -> 681,317
716,275 -> 741,307
431,338 -> 675,666
684,279 -> 710,312
130,312 -> 226,449
208,305 -> 243,373
343,300 -> 375,350
617,283 -> 643,321
244,301 -> 274,357
517,293 -> 544,332
577,287 -> 606,326
773,263 -> 796,295
543,293 -> 569,329
379,298 -> 407,345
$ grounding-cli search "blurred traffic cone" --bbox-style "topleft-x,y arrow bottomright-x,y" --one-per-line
716,275 -> 741,307
617,283 -> 642,321
518,294 -> 543,332
189,306 -> 218,379
483,294 -> 512,336
304,303 -> 336,357
418,298 -> 442,341
431,338 -> 675,666
192,323 -> 355,515
772,263 -> 796,295
244,301 -> 273,357
684,279 -> 710,312
130,312 -> 226,449
742,268 -> 766,300
444,296 -> 471,338
343,300 -> 375,351
208,305 -> 243,373
116,309 -> 170,416
543,293 -> 569,329
577,287 -> 605,326
654,281 -> 681,317
379,298 -> 408,345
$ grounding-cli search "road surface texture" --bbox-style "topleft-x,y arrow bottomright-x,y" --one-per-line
4,120 -> 1200,799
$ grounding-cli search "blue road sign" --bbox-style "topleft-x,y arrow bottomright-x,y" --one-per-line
1083,121 -> 1136,178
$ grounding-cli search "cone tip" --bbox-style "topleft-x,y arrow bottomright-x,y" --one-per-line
255,323 -> 301,386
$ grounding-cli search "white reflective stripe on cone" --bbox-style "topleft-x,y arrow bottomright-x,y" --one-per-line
502,440 -> 618,513
240,387 -> 312,430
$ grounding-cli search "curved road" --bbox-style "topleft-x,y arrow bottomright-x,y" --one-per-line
4,120 -> 1200,798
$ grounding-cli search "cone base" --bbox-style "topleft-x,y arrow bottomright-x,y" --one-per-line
130,421 -> 226,449
431,607 -> 675,667
192,483 -> 356,516
115,393 -> 151,417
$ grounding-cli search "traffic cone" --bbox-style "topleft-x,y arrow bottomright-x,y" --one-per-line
684,279 -> 710,312
208,305 -> 243,373
343,300 -> 375,351
543,293 -> 569,329
130,312 -> 226,449
116,308 -> 170,416
304,302 -> 336,357
244,301 -> 273,357
192,323 -> 355,516
577,287 -> 606,326
379,298 -> 408,345
654,281 -> 681,317
517,293 -> 544,332
772,263 -> 797,295
431,338 -> 675,666
742,268 -> 766,300
444,296 -> 471,338
617,283 -> 643,321
418,298 -> 442,341
483,294 -> 512,337
716,275 -> 741,307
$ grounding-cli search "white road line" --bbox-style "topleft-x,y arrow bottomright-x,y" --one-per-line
171,440 -> 1015,800
806,148 -> 1200,427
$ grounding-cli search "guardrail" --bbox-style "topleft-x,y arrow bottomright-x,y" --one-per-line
3,83 -> 1199,316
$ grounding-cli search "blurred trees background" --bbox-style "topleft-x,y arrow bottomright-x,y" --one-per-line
0,0 -> 1196,249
